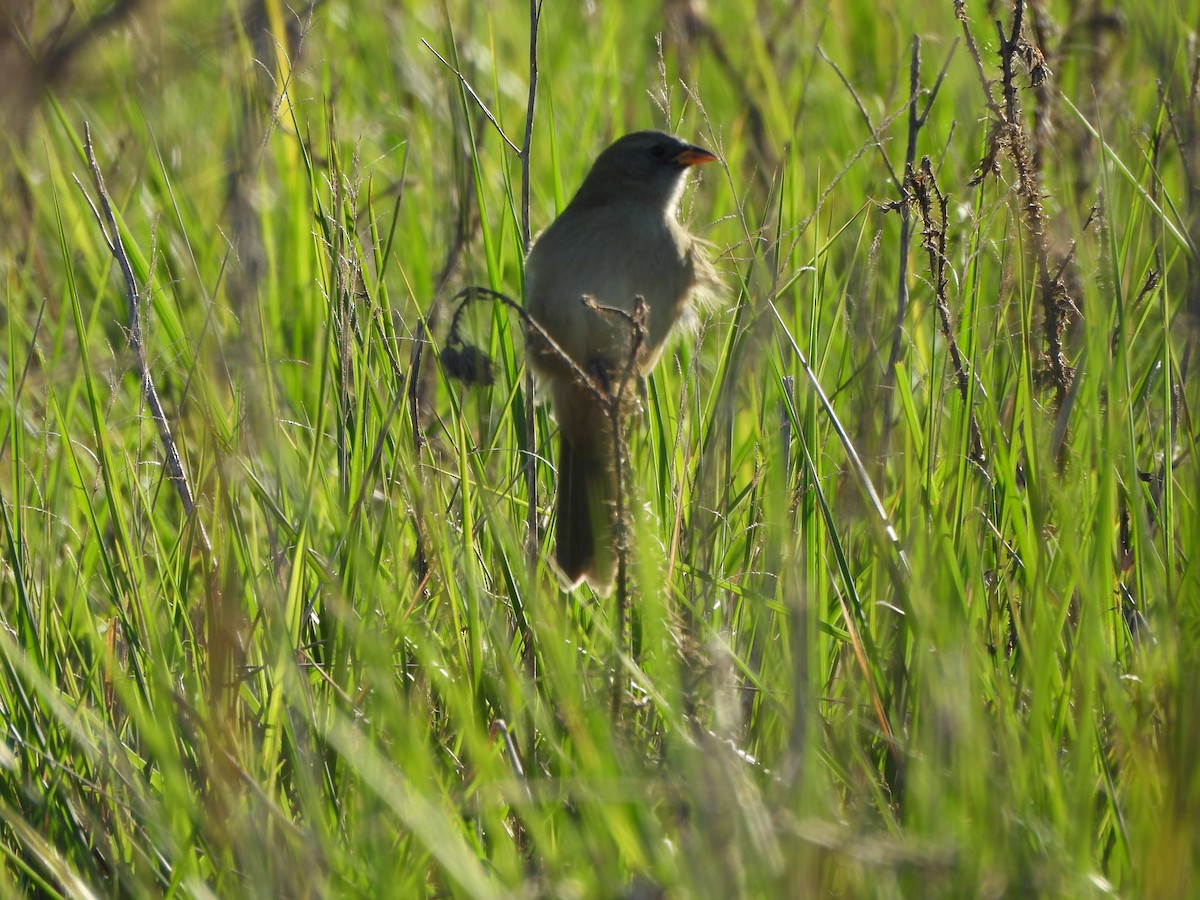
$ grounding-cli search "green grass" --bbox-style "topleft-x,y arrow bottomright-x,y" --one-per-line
2,0 -> 1199,896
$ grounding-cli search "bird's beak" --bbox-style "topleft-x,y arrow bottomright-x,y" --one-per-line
673,144 -> 718,167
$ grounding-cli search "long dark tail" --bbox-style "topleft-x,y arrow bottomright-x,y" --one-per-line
554,432 -> 616,594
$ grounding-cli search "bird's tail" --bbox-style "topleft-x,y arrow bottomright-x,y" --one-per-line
554,431 -> 617,595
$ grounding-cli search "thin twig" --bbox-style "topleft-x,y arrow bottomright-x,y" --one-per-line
818,45 -> 901,188
447,287 -> 618,413
579,296 -> 649,721
906,157 -> 984,463
407,315 -> 432,581
959,0 -> 1074,411
885,35 -> 959,381
522,0 -> 542,615
422,39 -> 522,155
825,36 -> 957,469
521,0 -> 541,250
445,284 -> 648,711
74,122 -> 212,557
879,37 -> 922,467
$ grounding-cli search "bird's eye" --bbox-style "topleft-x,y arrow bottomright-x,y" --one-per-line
650,144 -> 672,160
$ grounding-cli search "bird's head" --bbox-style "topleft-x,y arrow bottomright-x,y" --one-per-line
573,131 -> 718,209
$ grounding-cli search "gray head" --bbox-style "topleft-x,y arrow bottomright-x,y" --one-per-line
572,131 -> 717,208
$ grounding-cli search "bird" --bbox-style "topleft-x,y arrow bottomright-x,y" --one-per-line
524,130 -> 722,593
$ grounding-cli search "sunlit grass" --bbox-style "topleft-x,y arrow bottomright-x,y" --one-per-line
1,0 -> 1198,896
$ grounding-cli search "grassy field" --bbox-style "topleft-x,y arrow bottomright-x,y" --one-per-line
2,0 -> 1199,896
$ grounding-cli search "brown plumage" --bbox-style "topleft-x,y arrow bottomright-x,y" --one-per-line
525,131 -> 721,593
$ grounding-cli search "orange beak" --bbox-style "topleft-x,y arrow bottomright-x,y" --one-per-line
674,144 -> 718,167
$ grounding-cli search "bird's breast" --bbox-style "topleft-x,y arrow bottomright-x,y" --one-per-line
525,203 -> 697,377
